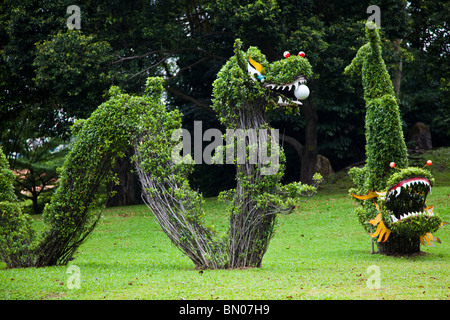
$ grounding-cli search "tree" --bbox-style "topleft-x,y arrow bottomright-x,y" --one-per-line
12,134 -> 66,214
1,1 -> 121,209
401,0 -> 450,145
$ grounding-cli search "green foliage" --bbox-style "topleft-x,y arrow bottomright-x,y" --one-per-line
0,147 -> 16,203
212,40 -> 319,267
0,147 -> 36,268
33,30 -> 113,119
388,215 -> 442,239
386,167 -> 435,189
265,55 -> 313,85
211,40 -> 266,126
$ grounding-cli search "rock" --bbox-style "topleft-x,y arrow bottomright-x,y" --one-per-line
407,122 -> 432,151
316,154 -> 334,177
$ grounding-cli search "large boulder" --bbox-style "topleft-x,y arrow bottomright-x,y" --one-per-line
316,154 -> 334,177
407,122 -> 432,151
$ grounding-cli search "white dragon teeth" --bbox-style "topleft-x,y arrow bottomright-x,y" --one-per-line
266,78 -> 307,91
264,78 -> 307,106
395,210 -> 433,221
387,179 -> 431,199
277,96 -> 303,106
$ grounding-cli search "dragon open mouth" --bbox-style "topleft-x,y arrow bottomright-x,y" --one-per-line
247,52 -> 312,108
385,177 -> 433,223
264,77 -> 308,107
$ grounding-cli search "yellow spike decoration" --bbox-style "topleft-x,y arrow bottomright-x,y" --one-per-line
419,220 -> 447,246
351,190 -> 385,200
248,55 -> 264,73
369,212 -> 391,243
420,233 -> 441,247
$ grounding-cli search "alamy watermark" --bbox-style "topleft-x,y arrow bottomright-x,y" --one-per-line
171,121 -> 280,175
67,265 -> 81,289
366,265 -> 381,289
366,5 -> 381,29
66,5 -> 81,30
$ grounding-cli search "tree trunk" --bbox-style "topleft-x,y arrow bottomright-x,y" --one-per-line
299,99 -> 318,184
31,188 -> 39,214
227,103 -> 277,268
106,148 -> 137,207
377,234 -> 421,255
393,39 -> 402,99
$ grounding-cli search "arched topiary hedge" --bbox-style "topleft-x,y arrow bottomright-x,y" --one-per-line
1,78 -> 166,267
1,76 -> 226,268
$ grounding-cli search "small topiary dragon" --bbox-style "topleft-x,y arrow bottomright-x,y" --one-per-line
345,23 -> 447,255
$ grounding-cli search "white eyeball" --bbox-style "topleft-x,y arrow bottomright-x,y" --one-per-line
294,84 -> 310,100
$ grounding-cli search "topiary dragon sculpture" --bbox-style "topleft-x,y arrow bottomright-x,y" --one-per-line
0,41 -> 320,269
345,23 -> 447,255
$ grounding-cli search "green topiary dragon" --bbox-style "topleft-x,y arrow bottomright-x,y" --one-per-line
0,41 -> 320,269
345,23 -> 447,254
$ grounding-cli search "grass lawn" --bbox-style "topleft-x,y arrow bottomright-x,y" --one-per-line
1,148 -> 449,300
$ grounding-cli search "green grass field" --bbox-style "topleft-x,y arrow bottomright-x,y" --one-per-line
1,148 -> 449,300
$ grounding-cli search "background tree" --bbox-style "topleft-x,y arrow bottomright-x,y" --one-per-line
401,0 -> 450,145
1,0 -> 449,210
12,134 -> 67,214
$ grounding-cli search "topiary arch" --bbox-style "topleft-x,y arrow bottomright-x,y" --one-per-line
1,80 -> 160,267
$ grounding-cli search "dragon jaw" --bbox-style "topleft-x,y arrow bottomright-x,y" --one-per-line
385,177 -> 433,223
264,76 -> 309,107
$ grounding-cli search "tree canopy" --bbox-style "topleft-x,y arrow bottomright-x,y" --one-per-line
1,0 -> 448,206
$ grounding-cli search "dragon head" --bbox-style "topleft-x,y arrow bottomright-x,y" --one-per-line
385,167 -> 433,223
247,50 -> 312,108
247,51 -> 311,107
351,162 -> 446,246
212,39 -> 313,127
383,166 -> 445,241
